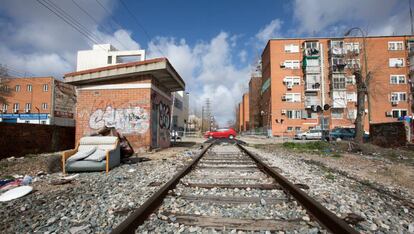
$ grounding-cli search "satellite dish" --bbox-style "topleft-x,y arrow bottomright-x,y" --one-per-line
323,104 -> 331,111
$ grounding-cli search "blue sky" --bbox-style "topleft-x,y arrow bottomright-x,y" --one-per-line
0,0 -> 410,124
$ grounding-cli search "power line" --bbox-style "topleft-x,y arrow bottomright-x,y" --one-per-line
35,0 -> 106,50
118,0 -> 165,56
94,0 -> 124,30
71,0 -> 128,50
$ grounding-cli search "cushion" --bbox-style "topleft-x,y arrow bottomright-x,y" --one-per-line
79,136 -> 118,145
66,160 -> 106,172
84,149 -> 107,162
67,146 -> 97,162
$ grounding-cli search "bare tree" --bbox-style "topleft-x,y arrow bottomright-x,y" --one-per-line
0,66 -> 12,105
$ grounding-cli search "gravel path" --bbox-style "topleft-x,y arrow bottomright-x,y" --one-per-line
246,146 -> 414,233
0,147 -> 200,233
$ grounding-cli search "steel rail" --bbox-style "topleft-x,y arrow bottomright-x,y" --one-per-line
237,143 -> 359,234
111,143 -> 214,234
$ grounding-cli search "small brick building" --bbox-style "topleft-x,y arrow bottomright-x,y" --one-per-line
64,58 -> 185,151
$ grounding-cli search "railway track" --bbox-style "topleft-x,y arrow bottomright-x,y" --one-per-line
112,141 -> 358,233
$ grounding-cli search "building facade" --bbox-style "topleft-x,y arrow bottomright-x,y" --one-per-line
0,77 -> 75,126
171,91 -> 189,133
248,76 -> 262,130
261,35 -> 413,136
242,92 -> 250,131
64,58 -> 185,151
76,44 -> 146,71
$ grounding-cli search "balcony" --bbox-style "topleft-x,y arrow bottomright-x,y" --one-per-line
304,66 -> 320,74
330,47 -> 346,56
305,83 -> 320,92
331,64 -> 346,73
304,95 -> 320,108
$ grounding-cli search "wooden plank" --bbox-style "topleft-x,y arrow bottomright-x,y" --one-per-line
173,194 -> 287,204
184,183 -> 281,190
162,213 -> 304,231
197,166 -> 258,170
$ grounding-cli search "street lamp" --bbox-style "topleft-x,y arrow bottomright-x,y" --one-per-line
344,27 -> 371,123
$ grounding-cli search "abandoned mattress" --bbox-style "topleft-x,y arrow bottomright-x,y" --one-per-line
65,160 -> 106,172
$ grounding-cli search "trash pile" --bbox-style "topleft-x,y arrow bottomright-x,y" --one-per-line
90,126 -> 134,158
0,175 -> 33,202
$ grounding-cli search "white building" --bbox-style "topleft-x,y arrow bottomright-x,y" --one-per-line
76,44 -> 146,71
171,91 -> 189,133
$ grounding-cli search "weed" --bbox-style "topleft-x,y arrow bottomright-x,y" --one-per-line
325,172 -> 335,180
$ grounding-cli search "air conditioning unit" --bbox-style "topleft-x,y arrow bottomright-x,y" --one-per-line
287,84 -> 293,90
385,111 -> 392,117
391,101 -> 398,106
281,109 -> 287,115
280,62 -> 285,68
281,95 -> 286,101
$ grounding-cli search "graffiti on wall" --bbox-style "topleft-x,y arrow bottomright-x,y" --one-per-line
159,102 -> 170,129
89,106 -> 149,134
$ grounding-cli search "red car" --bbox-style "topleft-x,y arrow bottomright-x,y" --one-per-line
204,128 -> 237,139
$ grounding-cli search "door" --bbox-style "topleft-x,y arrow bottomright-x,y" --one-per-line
151,103 -> 159,148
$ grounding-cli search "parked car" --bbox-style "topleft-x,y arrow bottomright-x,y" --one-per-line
328,128 -> 370,141
328,128 -> 355,141
204,128 -> 237,139
295,129 -> 324,140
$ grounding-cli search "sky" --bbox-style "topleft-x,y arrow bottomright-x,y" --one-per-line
0,0 -> 411,125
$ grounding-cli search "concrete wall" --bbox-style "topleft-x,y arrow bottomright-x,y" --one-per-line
0,122 -> 75,159
370,121 -> 407,147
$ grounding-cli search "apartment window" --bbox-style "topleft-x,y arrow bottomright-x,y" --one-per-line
287,110 -> 302,119
392,109 -> 408,118
2,85 -> 9,92
389,58 -> 404,67
346,75 -> 356,85
332,57 -> 345,66
346,92 -> 357,102
25,103 -> 31,112
285,93 -> 301,102
332,91 -> 347,108
388,41 -> 404,51
15,85 -> 21,92
13,103 -> 19,112
283,76 -> 301,86
345,42 -> 360,53
287,127 -> 293,132
42,103 -> 48,110
390,75 -> 406,84
305,41 -> 319,49
347,109 -> 357,119
43,84 -> 48,92
295,127 -> 301,132
346,59 -> 360,69
27,84 -> 32,92
2,104 -> 8,112
284,44 -> 299,53
283,60 -> 300,69
331,109 -> 344,119
332,74 -> 346,90
107,56 -> 112,64
391,92 -> 407,102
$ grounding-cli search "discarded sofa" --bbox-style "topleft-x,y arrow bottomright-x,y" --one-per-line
62,136 -> 120,174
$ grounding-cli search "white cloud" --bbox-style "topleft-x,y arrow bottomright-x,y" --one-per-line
255,19 -> 283,43
292,0 -> 408,35
0,0 -> 140,77
147,32 -> 251,125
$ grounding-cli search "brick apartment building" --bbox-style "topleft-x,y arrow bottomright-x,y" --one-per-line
0,77 -> 75,126
64,58 -> 185,151
248,76 -> 262,130
258,35 -> 413,136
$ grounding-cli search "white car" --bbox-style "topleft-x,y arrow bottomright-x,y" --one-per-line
295,129 -> 322,140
